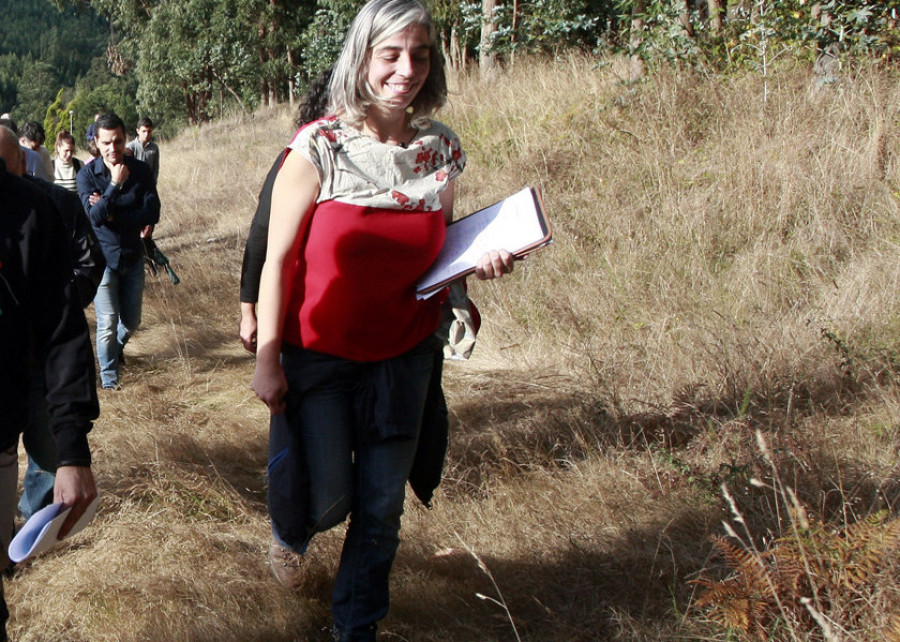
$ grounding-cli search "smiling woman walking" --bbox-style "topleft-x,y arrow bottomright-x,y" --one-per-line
250,1 -> 513,640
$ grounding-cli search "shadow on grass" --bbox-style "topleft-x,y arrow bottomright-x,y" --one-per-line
429,366 -> 900,639
389,507 -> 719,641
443,361 -> 877,494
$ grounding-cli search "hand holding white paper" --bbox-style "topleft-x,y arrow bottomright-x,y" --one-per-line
9,496 -> 100,563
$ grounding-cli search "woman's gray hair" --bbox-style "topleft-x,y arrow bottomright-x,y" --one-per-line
328,0 -> 447,128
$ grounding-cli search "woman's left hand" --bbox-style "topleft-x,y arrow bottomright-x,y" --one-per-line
475,249 -> 515,280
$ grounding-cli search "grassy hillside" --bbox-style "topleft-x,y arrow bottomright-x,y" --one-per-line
7,56 -> 900,641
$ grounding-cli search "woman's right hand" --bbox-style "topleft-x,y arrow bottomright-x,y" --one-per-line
251,360 -> 288,415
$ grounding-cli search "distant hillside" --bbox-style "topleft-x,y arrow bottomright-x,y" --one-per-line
0,0 -> 108,116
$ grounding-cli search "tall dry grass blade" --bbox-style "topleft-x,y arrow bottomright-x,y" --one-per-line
454,533 -> 522,642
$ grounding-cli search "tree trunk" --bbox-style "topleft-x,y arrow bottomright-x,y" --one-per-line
479,0 -> 497,79
679,0 -> 695,38
287,45 -> 295,107
449,23 -> 462,72
259,23 -> 268,107
629,0 -> 646,82
708,0 -> 724,34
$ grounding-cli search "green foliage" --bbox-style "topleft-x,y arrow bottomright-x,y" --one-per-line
298,0 -> 360,82
616,0 -> 704,69
431,0 -> 612,62
799,0 -> 900,57
135,0 -> 261,125
0,0 -> 107,77
43,87 -> 70,141
0,0 -> 107,119
490,0 -> 612,55
0,54 -> 24,112
619,0 -> 900,72
11,57 -> 58,123
59,56 -> 139,142
430,1 -> 482,66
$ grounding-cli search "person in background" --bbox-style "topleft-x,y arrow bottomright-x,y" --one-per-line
126,117 -> 159,182
18,121 -> 54,178
0,126 -> 104,523
77,113 -> 160,390
86,113 -> 100,144
53,130 -> 84,193
0,118 -> 49,180
85,137 -> 100,165
0,155 -> 99,642
239,67 -> 333,352
250,1 -> 513,639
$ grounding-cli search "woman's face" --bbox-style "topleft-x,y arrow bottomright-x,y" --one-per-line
57,141 -> 74,163
366,23 -> 431,113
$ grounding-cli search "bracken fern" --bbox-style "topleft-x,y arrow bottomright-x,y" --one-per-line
693,510 -> 900,640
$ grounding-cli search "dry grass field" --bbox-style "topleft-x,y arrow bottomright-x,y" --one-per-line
7,55 -> 900,641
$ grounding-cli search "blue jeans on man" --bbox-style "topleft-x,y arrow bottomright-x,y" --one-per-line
16,372 -> 56,521
94,257 -> 145,388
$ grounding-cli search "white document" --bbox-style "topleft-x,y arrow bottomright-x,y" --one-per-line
416,187 -> 551,297
9,496 -> 100,563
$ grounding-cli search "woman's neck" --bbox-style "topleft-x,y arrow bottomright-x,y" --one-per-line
361,110 -> 416,147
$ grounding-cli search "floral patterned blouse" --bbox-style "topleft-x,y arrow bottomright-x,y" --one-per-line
287,117 -> 466,211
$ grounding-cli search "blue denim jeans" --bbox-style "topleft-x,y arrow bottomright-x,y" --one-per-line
93,258 -> 145,388
18,456 -> 55,521
19,372 -> 57,520
275,340 -> 435,642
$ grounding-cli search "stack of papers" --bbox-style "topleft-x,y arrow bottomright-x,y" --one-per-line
9,496 -> 100,563
416,186 -> 552,296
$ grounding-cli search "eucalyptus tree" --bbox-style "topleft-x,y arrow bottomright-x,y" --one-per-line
617,0 -> 900,77
56,0 -> 318,123
135,0 -> 261,123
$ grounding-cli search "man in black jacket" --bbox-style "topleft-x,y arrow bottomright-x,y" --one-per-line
0,156 -> 98,640
0,125 -> 105,520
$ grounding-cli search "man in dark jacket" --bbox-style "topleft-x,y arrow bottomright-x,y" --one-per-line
77,113 -> 160,389
0,156 -> 98,641
0,125 -> 105,520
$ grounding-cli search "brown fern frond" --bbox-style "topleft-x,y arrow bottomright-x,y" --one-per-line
710,535 -> 772,594
693,511 -> 900,640
693,536 -> 779,636
693,579 -> 769,635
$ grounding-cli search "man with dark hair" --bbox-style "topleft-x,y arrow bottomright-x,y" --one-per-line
77,113 -> 160,389
126,116 -> 159,182
18,121 -> 53,177
0,118 -> 49,181
0,155 -> 99,642
0,125 -> 104,520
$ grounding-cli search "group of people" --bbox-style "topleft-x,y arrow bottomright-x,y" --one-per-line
0,114 -> 162,391
0,112 -> 161,637
2,0 -> 516,639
